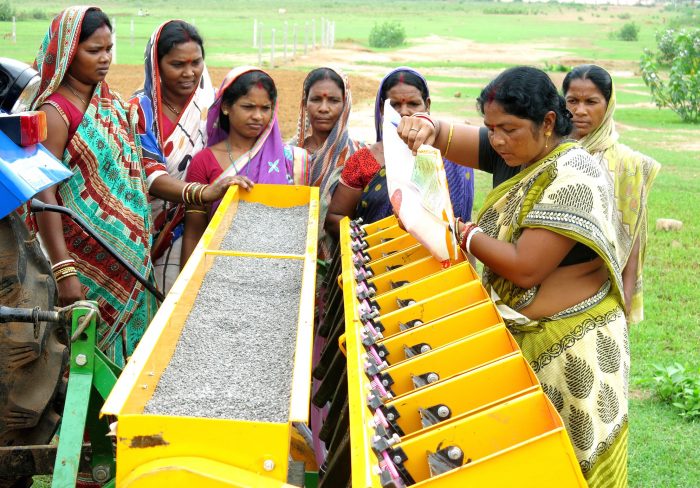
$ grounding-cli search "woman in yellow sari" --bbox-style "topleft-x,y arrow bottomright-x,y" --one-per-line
400,66 -> 629,488
564,64 -> 660,323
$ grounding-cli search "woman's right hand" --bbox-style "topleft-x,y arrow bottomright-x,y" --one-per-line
397,115 -> 437,154
202,175 -> 255,202
57,275 -> 85,307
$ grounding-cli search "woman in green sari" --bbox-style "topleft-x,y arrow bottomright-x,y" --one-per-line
564,64 -> 660,324
399,66 -> 629,488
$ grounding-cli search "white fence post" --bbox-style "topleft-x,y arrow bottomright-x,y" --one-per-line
111,17 -> 117,65
258,24 -> 263,65
283,21 -> 288,60
271,28 -> 275,67
321,17 -> 325,47
253,19 -> 258,48
11,16 -> 16,44
293,24 -> 297,57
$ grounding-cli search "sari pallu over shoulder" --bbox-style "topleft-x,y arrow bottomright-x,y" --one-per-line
477,142 -> 627,311
290,67 -> 362,258
579,83 -> 660,323
131,20 -> 215,292
30,6 -> 157,366
207,65 -> 300,186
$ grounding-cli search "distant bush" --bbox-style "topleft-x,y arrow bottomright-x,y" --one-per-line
15,7 -> 48,20
618,13 -> 631,20
369,22 -> 405,49
640,28 -> 700,123
483,6 -> 542,15
543,61 -> 570,73
0,1 -> 15,21
618,22 -> 639,41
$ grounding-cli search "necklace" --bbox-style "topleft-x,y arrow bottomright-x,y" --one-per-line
64,82 -> 88,106
162,97 -> 181,116
225,139 -> 252,176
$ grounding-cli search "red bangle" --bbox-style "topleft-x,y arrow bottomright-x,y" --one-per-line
411,112 -> 435,128
459,222 -> 476,251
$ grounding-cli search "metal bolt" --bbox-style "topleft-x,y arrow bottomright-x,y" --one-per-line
447,446 -> 463,461
420,344 -> 431,353
437,406 -> 450,418
92,465 -> 110,483
75,354 -> 87,366
393,455 -> 402,464
263,459 -> 275,471
386,413 -> 395,421
426,372 -> 439,383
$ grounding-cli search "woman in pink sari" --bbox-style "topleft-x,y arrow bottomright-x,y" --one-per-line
181,66 -> 307,265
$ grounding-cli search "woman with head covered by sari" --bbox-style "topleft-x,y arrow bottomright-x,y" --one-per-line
400,66 -> 629,487
130,20 -> 217,294
290,67 -> 362,259
181,67 -> 307,265
563,64 -> 660,324
30,7 -> 156,366
325,67 -> 474,238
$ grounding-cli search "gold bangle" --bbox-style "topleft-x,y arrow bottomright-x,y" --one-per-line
55,271 -> 78,283
185,209 -> 208,215
445,123 -> 454,158
196,184 -> 207,206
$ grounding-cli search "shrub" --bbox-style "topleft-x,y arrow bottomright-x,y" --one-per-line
640,28 -> 700,123
368,22 -> 405,49
0,0 -> 15,21
652,363 -> 700,420
617,12 -> 631,20
618,22 -> 639,41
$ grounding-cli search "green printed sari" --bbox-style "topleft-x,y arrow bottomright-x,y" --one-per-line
478,142 -> 629,488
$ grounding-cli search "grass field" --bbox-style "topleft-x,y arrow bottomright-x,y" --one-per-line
2,1 -> 698,487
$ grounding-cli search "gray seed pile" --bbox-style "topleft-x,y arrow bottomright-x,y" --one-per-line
145,256 -> 304,422
219,202 -> 309,255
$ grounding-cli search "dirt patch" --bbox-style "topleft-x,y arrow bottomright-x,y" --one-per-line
629,388 -> 653,401
105,64 -> 378,140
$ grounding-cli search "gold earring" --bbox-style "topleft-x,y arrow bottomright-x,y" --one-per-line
223,110 -> 229,116
545,131 -> 552,149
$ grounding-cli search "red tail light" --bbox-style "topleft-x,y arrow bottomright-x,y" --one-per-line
0,111 -> 47,146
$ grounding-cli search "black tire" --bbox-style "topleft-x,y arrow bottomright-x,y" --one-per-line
0,212 -> 68,484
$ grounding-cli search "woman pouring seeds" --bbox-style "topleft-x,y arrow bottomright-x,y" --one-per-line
399,66 -> 629,488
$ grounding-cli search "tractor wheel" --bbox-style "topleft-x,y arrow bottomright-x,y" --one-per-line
0,212 -> 68,486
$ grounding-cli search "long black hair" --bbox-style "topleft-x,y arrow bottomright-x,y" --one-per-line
218,71 -> 276,133
477,66 -> 572,137
562,64 -> 613,103
157,20 -> 205,62
79,8 -> 111,43
303,67 -> 344,101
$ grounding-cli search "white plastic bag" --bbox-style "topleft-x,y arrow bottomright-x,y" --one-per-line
382,101 -> 458,266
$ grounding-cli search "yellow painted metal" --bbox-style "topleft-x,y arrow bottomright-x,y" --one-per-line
368,255 -> 467,296
375,283 -> 489,340
384,354 -> 540,437
102,184 -> 319,487
119,456 -> 298,487
363,223 -> 407,248
377,300 -> 502,363
363,232 -> 418,261
342,216 -> 585,487
371,262 -> 479,314
360,214 -> 397,235
381,326 -> 520,397
366,243 -> 432,276
401,391 -> 586,487
341,218 -> 383,488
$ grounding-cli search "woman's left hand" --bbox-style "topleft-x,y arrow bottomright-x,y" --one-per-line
202,176 -> 255,202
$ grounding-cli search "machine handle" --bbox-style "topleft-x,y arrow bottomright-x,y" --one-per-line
30,199 -> 165,302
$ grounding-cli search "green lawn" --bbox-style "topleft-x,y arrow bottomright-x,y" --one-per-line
4,1 -> 697,487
